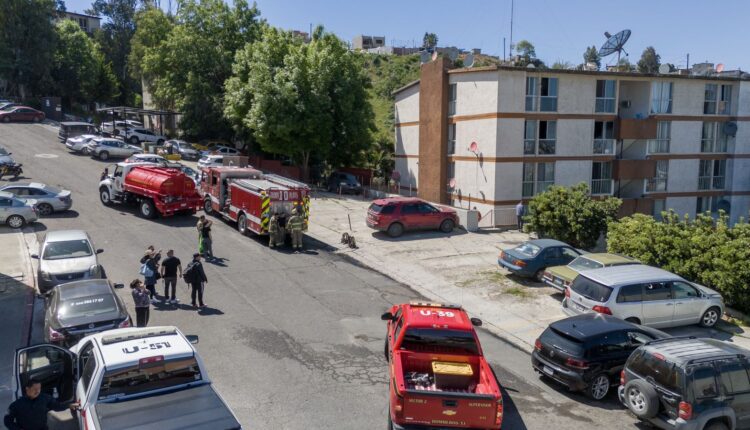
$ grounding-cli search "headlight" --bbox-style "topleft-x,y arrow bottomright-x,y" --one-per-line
340,182 -> 348,186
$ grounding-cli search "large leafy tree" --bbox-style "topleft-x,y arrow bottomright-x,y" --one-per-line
422,32 -> 438,50
637,46 -> 661,74
128,6 -> 172,82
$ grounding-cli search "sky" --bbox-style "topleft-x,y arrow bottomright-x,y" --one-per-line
64,0 -> 750,71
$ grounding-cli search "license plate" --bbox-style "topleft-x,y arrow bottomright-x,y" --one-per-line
543,366 -> 554,376
554,278 -> 562,285
574,302 -> 586,312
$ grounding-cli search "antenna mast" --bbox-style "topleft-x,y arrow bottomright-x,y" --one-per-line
509,0 -> 514,57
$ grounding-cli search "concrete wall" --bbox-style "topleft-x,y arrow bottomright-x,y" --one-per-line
457,118 -> 497,156
670,121 -> 702,153
494,163 -> 523,202
556,160 -> 591,187
497,70 -> 527,113
673,80 -> 704,115
452,159 -> 496,203
394,84 -> 420,124
395,125 -> 419,157
738,82 -> 750,116
557,75 -> 596,114
557,120 -> 594,156
666,196 -> 695,218
450,71 -> 499,116
667,159 -> 700,192
496,119 -> 523,157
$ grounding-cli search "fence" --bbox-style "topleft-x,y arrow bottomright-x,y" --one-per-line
477,207 -> 517,228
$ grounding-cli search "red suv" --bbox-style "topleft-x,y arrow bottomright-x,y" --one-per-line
366,197 -> 458,237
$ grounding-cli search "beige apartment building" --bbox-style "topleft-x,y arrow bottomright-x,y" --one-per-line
393,58 -> 750,225
57,11 -> 101,34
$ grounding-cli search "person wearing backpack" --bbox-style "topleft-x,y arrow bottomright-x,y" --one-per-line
140,247 -> 161,304
184,253 -> 208,308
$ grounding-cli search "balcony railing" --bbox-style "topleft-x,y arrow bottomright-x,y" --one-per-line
700,139 -> 728,153
645,178 -> 667,193
591,179 -> 613,195
538,140 -> 556,155
699,176 -> 725,190
647,139 -> 670,154
593,139 -> 615,155
522,182 -> 534,197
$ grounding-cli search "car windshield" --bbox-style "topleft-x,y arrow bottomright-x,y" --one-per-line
568,257 -> 604,271
514,242 -> 541,257
541,326 -> 585,357
401,328 -> 479,355
98,356 -> 202,400
571,276 -> 613,302
43,239 -> 93,260
59,294 -> 117,318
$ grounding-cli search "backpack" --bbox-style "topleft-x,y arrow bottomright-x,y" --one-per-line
183,262 -> 196,284
139,263 -> 154,278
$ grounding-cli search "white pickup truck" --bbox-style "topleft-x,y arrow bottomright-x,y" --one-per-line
14,326 -> 242,430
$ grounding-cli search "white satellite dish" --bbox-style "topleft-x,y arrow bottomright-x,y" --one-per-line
464,53 -> 475,68
527,63 -> 536,69
658,64 -> 670,74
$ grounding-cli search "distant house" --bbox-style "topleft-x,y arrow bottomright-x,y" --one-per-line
56,11 -> 101,34
352,35 -> 385,50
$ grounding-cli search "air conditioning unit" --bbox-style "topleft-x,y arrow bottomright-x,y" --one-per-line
620,100 -> 632,109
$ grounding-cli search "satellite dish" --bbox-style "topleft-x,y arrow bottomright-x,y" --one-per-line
527,63 -> 536,69
599,29 -> 631,61
431,51 -> 438,61
716,63 -> 725,73
464,53 -> 475,68
448,178 -> 456,188
658,64 -> 670,74
468,141 -> 478,154
723,122 -> 738,137
420,51 -> 431,64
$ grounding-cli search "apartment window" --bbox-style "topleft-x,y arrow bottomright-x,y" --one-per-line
448,83 -> 457,116
522,162 -> 555,197
704,84 -> 732,115
593,121 -> 615,154
524,120 -> 556,155
701,122 -> 728,153
648,121 -> 671,154
698,159 -> 726,190
447,162 -> 456,184
653,199 -> 666,220
447,123 -> 456,155
719,85 -> 732,115
650,82 -> 673,114
591,162 -> 613,195
595,80 -> 616,113
697,196 -> 730,216
704,84 -> 718,114
526,77 -> 558,112
646,160 -> 668,192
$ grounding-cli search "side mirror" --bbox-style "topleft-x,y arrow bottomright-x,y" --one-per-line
31,254 -> 39,259
113,283 -> 124,289
96,249 -> 104,254
470,317 -> 483,327
186,335 -> 199,344
380,312 -> 394,321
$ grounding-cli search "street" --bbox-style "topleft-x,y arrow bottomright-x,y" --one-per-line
1,122 -> 640,429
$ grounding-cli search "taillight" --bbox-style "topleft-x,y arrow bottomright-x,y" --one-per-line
392,378 -> 404,418
620,370 -> 626,386
565,357 -> 589,369
48,326 -> 64,342
534,338 -> 542,351
565,286 -> 571,298
514,259 -> 527,267
118,318 -> 131,328
592,305 -> 612,315
495,398 -> 504,425
498,251 -> 504,259
678,401 -> 692,420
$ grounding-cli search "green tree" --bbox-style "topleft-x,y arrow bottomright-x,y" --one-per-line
524,183 -> 622,250
637,46 -> 661,74
551,60 -> 573,70
515,40 -> 536,58
583,45 -> 600,69
422,32 -> 438,49
128,6 -> 173,81
617,57 -> 635,72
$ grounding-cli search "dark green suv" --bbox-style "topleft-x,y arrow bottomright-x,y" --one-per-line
619,337 -> 750,430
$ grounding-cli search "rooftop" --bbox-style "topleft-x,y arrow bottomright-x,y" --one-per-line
45,230 -> 88,242
645,337 -> 749,365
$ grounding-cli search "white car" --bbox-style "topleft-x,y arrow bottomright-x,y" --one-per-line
100,121 -> 131,136
124,153 -> 168,165
32,230 -> 105,294
86,138 -> 142,160
126,128 -> 166,146
200,145 -> 240,157
65,134 -> 98,153
198,154 -> 225,169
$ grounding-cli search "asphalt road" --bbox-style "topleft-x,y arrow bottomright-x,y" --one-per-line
0,122 -> 641,429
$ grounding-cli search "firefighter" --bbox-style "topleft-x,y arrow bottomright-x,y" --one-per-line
288,207 -> 304,251
268,212 -> 279,248
276,212 -> 287,247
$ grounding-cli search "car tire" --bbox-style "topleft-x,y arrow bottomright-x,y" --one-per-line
705,421 -> 730,430
534,269 -> 545,282
37,203 -> 53,216
203,198 -> 213,215
32,116 -> 40,123
6,215 -> 25,229
440,219 -> 455,233
700,307 -> 721,328
99,151 -> 109,160
130,136 -> 139,145
139,199 -> 156,219
237,213 -> 248,235
387,223 -> 404,238
99,187 -> 112,206
587,373 -> 610,400
624,379 -> 659,419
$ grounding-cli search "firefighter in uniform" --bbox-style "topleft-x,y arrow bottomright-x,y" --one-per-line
288,208 -> 304,251
268,213 -> 279,248
276,212 -> 287,247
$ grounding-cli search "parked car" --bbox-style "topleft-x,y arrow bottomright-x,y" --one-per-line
193,139 -> 230,152
126,128 -> 166,145
366,197 -> 458,238
620,336 -> 750,429
562,264 -> 724,329
165,140 -> 200,160
0,106 -> 45,123
32,230 -> 105,294
0,182 -> 72,216
498,239 -> 582,280
124,153 -> 168,165
58,122 -> 98,142
200,145 -> 240,157
87,137 -> 142,160
327,171 -> 362,194
0,191 -> 37,228
543,253 -> 640,292
65,134 -> 98,153
44,279 -> 130,346
532,314 -> 668,400
100,120 -> 132,136
0,144 -> 14,164
168,163 -> 199,185
198,154 -> 225,169
0,102 -> 17,111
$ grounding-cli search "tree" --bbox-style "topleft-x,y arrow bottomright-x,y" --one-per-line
56,0 -> 66,11
515,40 -> 536,58
551,60 -> 573,70
583,45 -> 600,69
422,32 -> 438,50
128,6 -> 173,81
637,46 -> 661,74
524,183 -> 622,250
617,57 -> 635,72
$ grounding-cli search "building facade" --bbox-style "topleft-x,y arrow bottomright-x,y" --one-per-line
57,11 -> 101,34
393,59 -> 750,226
352,35 -> 385,50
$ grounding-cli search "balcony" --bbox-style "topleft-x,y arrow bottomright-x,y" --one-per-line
616,117 -> 657,140
591,179 -> 613,195
613,159 -> 657,180
593,139 -> 615,155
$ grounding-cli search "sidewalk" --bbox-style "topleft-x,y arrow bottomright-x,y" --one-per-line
306,193 -> 750,353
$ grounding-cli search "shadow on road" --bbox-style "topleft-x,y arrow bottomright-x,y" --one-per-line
43,210 -> 80,219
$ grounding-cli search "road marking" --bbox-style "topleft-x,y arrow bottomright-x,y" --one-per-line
35,153 -> 58,158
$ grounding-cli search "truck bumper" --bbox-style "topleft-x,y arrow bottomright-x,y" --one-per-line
155,199 -> 202,216
392,423 -> 498,430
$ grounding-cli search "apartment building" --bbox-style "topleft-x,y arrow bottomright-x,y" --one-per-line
57,11 -> 101,34
393,58 -> 750,225
352,35 -> 386,50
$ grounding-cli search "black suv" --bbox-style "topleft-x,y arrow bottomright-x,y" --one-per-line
532,313 -> 668,400
620,337 -> 750,430
327,171 -> 362,194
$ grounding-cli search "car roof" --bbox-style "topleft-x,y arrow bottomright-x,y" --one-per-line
580,264 -> 682,286
92,326 -> 195,369
45,230 -> 89,242
550,314 -> 641,339
56,279 -> 112,300
401,303 -> 473,331
372,196 -> 424,205
2,182 -> 45,189
526,239 -> 571,248
643,337 -> 750,365
581,253 -> 638,265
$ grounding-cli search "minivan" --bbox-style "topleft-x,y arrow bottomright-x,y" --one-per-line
58,122 -> 97,142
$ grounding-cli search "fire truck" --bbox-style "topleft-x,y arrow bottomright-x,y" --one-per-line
199,166 -> 310,238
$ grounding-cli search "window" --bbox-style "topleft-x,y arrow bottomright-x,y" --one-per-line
393,318 -> 404,343
522,162 -> 555,197
651,82 -> 673,114
705,84 -> 732,115
525,77 -> 538,111
447,123 -> 456,155
448,83 -> 457,116
628,331 -> 656,346
80,350 -> 97,393
593,121 -> 615,154
704,84 -> 718,114
570,276 -> 613,302
643,282 -> 671,301
526,77 -> 558,112
648,121 -> 671,154
401,204 -> 419,215
671,281 -> 699,299
99,357 -> 202,400
698,159 -> 726,190
719,85 -> 732,115
594,331 -> 629,354
718,361 -> 750,394
543,247 -> 561,259
617,284 -> 643,303
595,80 -> 616,113
701,122 -> 728,153
691,366 -> 718,399
646,160 -> 669,192
524,120 -> 556,155
653,199 -> 666,220
401,328 -> 480,355
591,161 -> 613,194
561,248 -> 579,260
417,203 -> 438,213
696,195 -> 730,216
0,198 -> 12,207
627,349 -> 683,393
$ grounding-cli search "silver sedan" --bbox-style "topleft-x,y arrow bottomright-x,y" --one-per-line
0,183 -> 72,216
0,191 -> 38,228
65,134 -> 98,153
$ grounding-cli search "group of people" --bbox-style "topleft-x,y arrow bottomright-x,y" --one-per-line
268,207 -> 305,251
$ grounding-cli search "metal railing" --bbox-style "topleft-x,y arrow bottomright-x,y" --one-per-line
593,139 -> 614,155
698,176 -> 725,190
591,179 -> 613,195
540,96 -> 557,112
595,98 -> 616,113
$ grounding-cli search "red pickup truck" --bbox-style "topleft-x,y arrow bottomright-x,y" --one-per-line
382,302 -> 503,430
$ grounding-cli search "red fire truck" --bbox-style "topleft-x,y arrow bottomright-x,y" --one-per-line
200,166 -> 310,238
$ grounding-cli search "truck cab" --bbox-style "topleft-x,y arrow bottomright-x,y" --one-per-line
382,302 -> 503,430
14,326 -> 241,430
99,161 -> 158,199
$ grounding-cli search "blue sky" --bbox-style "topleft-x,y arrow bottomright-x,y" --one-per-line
65,0 -> 750,70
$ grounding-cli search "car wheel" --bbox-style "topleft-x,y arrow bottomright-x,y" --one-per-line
624,379 -> 659,419
99,151 -> 109,160
99,187 -> 112,206
139,199 -> 156,219
700,307 -> 721,328
157,139 -> 164,145
203,198 -> 213,215
2,117 -> 9,123
6,215 -> 25,229
32,116 -> 40,123
587,373 -> 610,400
387,222 -> 404,238
36,203 -> 53,216
534,269 -> 545,282
130,136 -> 139,145
625,317 -> 642,325
82,147 -> 90,155
705,421 -> 730,430
440,219 -> 455,233
237,213 -> 248,235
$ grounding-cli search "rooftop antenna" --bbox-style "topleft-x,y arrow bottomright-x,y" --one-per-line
599,29 -> 631,65
509,0 -> 514,56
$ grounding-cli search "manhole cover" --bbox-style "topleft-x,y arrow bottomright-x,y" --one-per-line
35,153 -> 59,158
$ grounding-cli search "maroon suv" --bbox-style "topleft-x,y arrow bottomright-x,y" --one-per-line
366,197 -> 458,237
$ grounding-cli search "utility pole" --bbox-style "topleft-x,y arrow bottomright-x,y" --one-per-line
686,53 -> 690,70
503,37 -> 506,61
509,0 -> 514,57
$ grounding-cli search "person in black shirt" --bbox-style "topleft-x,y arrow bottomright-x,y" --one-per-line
184,253 -> 208,308
4,378 -> 78,430
160,250 -> 182,304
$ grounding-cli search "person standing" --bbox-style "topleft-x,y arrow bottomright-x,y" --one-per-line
4,378 -> 79,430
130,279 -> 150,326
288,209 -> 304,251
140,247 -> 160,304
196,216 -> 214,260
184,253 -> 207,308
268,213 -> 279,248
515,201 -> 526,231
160,250 -> 182,304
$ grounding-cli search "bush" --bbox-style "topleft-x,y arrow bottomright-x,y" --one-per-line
524,183 -> 621,249
608,211 -> 750,312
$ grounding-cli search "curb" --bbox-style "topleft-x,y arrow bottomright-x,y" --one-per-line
19,228 -> 39,346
